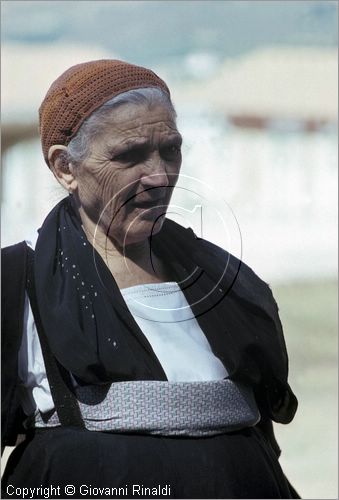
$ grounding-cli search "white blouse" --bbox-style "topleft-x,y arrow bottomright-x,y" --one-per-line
18,236 -> 228,415
121,282 -> 228,383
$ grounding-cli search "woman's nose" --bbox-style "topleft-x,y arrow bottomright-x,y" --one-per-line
141,153 -> 170,188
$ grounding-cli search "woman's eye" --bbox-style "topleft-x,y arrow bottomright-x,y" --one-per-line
161,145 -> 181,161
112,144 -> 181,164
113,149 -> 145,164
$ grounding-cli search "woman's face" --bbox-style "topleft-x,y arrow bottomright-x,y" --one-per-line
72,102 -> 182,248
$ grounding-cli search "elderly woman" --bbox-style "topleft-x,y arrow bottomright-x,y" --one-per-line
2,60 -> 298,499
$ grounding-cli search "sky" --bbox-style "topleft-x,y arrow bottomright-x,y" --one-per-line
1,1 -> 338,66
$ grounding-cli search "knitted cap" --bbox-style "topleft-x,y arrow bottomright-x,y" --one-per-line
39,59 -> 170,165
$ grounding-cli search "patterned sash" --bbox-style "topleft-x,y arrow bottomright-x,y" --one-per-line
33,379 -> 260,436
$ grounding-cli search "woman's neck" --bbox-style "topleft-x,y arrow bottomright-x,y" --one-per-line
79,208 -> 172,289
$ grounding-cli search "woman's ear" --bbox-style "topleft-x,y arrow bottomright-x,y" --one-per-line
48,145 -> 78,193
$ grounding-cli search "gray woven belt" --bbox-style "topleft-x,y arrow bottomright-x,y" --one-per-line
34,379 -> 260,436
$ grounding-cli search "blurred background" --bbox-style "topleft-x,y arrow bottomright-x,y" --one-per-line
1,1 -> 337,497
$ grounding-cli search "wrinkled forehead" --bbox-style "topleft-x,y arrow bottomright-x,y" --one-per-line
94,102 -> 180,139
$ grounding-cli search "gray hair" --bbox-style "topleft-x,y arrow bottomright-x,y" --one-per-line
66,87 -> 177,165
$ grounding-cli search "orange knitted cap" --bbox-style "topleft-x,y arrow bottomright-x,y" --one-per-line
39,59 -> 170,165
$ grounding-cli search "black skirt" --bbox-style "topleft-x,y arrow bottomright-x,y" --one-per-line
2,426 -> 293,499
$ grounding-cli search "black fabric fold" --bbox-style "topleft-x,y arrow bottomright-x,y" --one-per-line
34,196 -> 167,385
34,195 -> 297,424
152,221 -> 298,423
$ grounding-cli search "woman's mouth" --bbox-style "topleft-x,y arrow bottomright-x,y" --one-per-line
133,198 -> 166,209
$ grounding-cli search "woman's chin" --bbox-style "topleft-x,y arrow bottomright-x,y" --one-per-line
120,217 -> 165,247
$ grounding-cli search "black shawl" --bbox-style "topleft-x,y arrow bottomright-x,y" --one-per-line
34,196 -> 297,424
